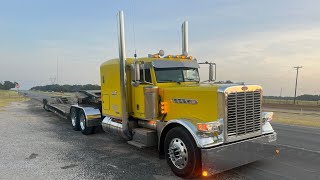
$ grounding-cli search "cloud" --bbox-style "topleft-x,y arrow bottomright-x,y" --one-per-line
192,27 -> 320,96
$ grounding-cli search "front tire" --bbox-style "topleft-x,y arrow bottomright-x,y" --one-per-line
164,126 -> 201,178
79,110 -> 94,135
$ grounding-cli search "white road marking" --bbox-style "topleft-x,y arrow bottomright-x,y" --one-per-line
277,144 -> 320,154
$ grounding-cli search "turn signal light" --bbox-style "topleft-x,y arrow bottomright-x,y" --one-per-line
160,102 -> 168,114
197,121 -> 223,135
202,171 -> 208,177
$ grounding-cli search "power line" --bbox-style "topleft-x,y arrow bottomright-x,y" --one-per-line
293,66 -> 302,104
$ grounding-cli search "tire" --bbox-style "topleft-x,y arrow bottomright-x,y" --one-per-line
164,126 -> 201,178
70,108 -> 80,131
43,104 -> 50,111
43,101 -> 50,112
79,110 -> 94,135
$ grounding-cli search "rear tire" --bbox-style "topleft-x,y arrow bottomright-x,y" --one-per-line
79,110 -> 94,135
164,126 -> 201,178
71,108 -> 80,131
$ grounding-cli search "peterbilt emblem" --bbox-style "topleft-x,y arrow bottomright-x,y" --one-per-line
171,98 -> 198,105
241,86 -> 248,91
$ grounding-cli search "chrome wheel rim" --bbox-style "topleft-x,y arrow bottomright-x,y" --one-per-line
79,113 -> 85,130
71,110 -> 76,127
168,138 -> 188,169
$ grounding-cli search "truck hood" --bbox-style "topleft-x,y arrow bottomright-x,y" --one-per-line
159,83 -> 263,124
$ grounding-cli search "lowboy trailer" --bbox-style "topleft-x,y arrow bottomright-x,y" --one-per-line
43,11 -> 278,178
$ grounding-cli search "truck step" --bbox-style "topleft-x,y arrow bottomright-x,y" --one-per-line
128,128 -> 157,148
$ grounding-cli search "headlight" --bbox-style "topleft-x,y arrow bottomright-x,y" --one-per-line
197,121 -> 223,135
262,112 -> 273,123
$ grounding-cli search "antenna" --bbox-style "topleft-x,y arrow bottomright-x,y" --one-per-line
131,0 -> 137,58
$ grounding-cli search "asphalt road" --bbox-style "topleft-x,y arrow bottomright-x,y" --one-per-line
0,94 -> 319,179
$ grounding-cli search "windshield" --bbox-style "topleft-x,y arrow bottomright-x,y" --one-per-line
154,68 -> 200,83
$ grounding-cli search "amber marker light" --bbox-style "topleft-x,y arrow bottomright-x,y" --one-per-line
202,171 -> 208,177
160,102 -> 168,114
154,54 -> 159,58
197,124 -> 208,131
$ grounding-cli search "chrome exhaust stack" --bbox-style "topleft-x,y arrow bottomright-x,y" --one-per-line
181,21 -> 189,56
102,10 -> 132,140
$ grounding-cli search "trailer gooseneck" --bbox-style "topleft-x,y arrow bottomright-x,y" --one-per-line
43,11 -> 278,178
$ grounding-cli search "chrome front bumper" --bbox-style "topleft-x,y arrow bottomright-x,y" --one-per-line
201,132 -> 277,175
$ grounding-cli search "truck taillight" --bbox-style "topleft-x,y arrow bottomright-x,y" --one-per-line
160,102 -> 168,114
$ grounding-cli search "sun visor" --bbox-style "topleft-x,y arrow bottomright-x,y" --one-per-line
152,60 -> 199,69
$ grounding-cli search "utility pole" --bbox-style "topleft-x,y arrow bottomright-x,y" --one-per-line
56,57 -> 59,85
293,66 -> 302,104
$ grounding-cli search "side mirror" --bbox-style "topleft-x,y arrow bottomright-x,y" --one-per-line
209,63 -> 215,82
199,62 -> 216,82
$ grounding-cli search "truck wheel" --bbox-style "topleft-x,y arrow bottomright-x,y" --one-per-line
79,110 -> 94,135
164,126 -> 201,178
71,108 -> 80,131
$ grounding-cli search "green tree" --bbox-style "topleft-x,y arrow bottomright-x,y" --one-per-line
2,81 -> 16,90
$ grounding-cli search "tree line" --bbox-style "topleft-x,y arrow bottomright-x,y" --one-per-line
264,94 -> 320,101
0,81 -> 18,90
30,84 -> 101,92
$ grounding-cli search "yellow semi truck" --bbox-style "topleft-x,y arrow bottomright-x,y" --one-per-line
43,11 -> 277,178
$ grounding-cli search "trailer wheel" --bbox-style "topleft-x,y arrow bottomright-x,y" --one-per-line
79,110 -> 94,135
43,100 -> 50,112
164,126 -> 201,178
71,108 -> 80,131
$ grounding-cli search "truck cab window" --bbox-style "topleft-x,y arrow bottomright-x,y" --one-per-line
140,69 -> 152,83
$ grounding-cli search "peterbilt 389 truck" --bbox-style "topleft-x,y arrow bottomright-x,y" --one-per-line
43,11 -> 277,178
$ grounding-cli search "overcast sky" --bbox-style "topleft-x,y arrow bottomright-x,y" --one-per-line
0,0 -> 319,96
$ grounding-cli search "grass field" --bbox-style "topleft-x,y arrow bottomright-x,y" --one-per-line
272,111 -> 320,127
0,90 -> 29,111
31,90 -> 75,97
264,99 -> 320,106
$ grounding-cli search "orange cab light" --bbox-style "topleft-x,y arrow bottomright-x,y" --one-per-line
181,55 -> 186,59
176,55 -> 181,58
168,55 -> 172,58
154,54 -> 159,58
189,56 -> 193,60
202,171 -> 208,177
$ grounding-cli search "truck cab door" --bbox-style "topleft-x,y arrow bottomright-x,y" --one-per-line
132,69 -> 152,119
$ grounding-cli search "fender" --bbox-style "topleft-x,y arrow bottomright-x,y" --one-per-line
158,119 -> 223,152
71,105 -> 102,127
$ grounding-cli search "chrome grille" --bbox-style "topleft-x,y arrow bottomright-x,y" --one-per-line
227,91 -> 261,138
